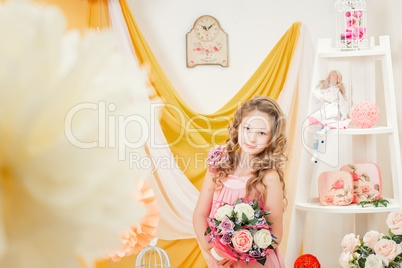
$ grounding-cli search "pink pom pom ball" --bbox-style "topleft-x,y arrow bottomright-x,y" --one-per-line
351,101 -> 379,128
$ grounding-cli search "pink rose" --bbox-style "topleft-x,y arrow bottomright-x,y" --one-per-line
324,195 -> 334,205
345,11 -> 351,17
347,18 -> 357,27
332,179 -> 345,190
386,211 -> 402,235
363,230 -> 383,249
207,145 -> 228,167
353,11 -> 363,18
353,26 -> 366,41
341,30 -> 352,41
231,230 -> 253,252
374,239 -> 402,266
353,174 -> 360,181
361,185 -> 370,195
341,233 -> 360,253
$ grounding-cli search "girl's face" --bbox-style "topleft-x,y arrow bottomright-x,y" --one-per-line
329,72 -> 338,86
238,110 -> 272,157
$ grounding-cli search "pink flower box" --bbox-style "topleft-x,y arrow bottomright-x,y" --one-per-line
318,171 -> 354,206
340,163 -> 382,204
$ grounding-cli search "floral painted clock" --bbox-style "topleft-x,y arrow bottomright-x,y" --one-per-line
186,15 -> 228,68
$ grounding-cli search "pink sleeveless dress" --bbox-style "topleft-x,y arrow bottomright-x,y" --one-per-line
208,174 -> 285,268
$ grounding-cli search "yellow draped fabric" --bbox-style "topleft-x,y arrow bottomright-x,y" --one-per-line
119,0 -> 300,190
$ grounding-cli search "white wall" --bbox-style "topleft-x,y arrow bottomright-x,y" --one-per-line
126,0 -> 402,264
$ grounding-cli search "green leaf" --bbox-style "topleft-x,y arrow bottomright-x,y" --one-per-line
234,223 -> 242,231
256,257 -> 267,266
253,200 -> 259,210
362,173 -> 370,182
384,235 -> 392,240
390,229 -> 395,238
237,257 -> 240,262
357,257 -> 366,268
235,199 -> 241,205
242,212 -> 249,224
336,194 -> 344,198
248,218 -> 258,226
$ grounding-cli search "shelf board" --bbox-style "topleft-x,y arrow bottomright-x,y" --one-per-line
339,127 -> 394,135
296,198 -> 400,214
318,47 -> 386,58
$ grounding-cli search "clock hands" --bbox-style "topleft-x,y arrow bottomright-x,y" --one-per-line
207,23 -> 215,30
201,25 -> 208,31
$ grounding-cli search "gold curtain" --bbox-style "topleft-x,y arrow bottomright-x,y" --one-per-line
119,0 -> 300,190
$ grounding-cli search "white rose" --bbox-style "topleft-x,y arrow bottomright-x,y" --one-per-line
234,203 -> 254,221
341,233 -> 361,253
363,231 -> 384,249
365,254 -> 384,268
214,204 -> 234,221
386,211 -> 402,235
339,251 -> 354,268
253,229 -> 272,249
374,239 -> 402,266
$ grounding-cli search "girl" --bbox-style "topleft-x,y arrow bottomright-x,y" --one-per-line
193,96 -> 287,267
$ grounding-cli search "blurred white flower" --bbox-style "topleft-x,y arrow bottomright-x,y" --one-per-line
0,1 -> 152,267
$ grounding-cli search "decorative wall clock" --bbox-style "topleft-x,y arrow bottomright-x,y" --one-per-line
186,15 -> 228,68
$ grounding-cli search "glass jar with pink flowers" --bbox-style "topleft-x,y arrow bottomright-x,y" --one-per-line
334,0 -> 368,49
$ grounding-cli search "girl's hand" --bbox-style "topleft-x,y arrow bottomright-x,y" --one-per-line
208,247 -> 234,267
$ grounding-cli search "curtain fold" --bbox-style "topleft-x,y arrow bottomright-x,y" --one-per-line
118,0 -> 301,190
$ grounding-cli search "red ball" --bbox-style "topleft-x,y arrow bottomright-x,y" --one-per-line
294,254 -> 321,268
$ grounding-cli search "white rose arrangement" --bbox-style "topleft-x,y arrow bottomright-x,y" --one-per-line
339,211 -> 402,268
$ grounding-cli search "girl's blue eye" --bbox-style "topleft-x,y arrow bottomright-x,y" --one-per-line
244,126 -> 250,130
259,132 -> 266,135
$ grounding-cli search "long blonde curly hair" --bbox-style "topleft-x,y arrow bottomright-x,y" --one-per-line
316,70 -> 346,97
212,96 -> 288,206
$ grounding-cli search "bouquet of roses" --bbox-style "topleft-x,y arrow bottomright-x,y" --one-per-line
339,211 -> 402,268
205,198 -> 277,266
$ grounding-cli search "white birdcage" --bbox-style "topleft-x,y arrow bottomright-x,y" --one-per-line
135,238 -> 170,268
334,0 -> 368,49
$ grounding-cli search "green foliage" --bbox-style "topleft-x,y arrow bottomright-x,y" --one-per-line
393,235 -> 402,244
256,257 -> 267,266
247,218 -> 259,226
253,200 -> 259,210
358,199 -> 389,208
242,212 -> 249,224
357,257 -> 366,268
204,226 -> 211,236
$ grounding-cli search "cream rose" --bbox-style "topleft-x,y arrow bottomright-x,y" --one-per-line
364,254 -> 384,268
386,211 -> 402,235
341,233 -> 361,253
363,230 -> 384,249
339,251 -> 354,268
374,239 -> 402,266
234,203 -> 254,221
214,204 -> 233,221
253,229 -> 272,249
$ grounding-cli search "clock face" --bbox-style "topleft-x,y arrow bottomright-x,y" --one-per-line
194,16 -> 219,42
